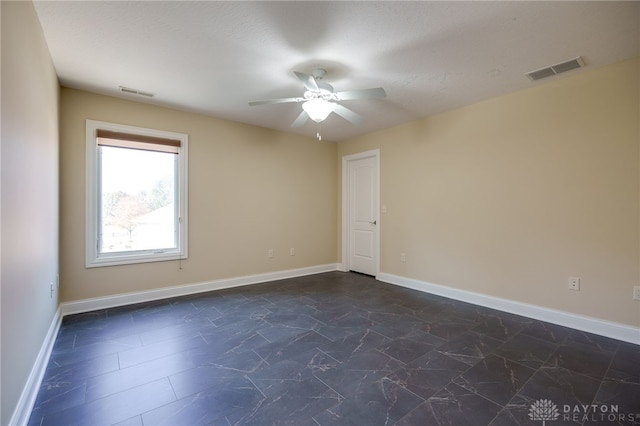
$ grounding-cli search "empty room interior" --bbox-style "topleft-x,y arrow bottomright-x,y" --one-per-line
2,1 -> 640,425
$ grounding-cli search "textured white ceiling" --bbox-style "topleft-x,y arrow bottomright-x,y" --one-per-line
33,1 -> 640,142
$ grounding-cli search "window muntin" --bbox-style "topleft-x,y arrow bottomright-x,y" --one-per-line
86,120 -> 188,267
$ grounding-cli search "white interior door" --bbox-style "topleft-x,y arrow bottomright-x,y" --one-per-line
348,154 -> 378,276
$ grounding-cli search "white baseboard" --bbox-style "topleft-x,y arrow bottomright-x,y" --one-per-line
60,263 -> 339,316
10,308 -> 62,426
378,272 -> 640,345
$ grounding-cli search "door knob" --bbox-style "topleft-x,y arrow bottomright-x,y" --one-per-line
369,220 -> 377,225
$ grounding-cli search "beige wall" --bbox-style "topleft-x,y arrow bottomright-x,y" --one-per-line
1,2 -> 60,424
339,58 -> 640,327
60,89 -> 337,302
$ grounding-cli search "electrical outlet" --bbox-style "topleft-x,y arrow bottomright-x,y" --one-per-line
267,249 -> 274,258
568,277 -> 580,291
290,248 -> 295,256
633,286 -> 640,301
400,253 -> 406,263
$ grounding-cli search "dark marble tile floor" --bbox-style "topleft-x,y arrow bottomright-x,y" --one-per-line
28,272 -> 640,425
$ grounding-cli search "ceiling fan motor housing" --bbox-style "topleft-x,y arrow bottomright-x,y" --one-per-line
304,82 -> 335,101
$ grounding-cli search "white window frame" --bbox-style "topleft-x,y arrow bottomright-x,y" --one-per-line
86,119 -> 188,268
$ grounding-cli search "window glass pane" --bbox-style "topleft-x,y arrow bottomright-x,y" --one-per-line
99,146 -> 176,253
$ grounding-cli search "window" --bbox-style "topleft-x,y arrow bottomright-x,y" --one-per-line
86,120 -> 188,267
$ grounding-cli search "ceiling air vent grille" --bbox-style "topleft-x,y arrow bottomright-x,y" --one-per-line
526,57 -> 585,81
119,86 -> 155,97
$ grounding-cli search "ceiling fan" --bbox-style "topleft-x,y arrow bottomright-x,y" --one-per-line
249,68 -> 386,129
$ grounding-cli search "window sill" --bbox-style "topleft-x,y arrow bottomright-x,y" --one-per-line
86,251 -> 186,268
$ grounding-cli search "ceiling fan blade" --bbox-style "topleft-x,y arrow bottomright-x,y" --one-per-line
249,97 -> 302,106
335,87 -> 386,101
332,104 -> 364,125
291,110 -> 309,128
294,71 -> 319,92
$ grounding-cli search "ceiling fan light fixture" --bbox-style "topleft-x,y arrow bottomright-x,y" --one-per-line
302,99 -> 336,122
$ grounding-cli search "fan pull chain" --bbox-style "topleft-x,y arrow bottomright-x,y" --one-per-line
316,123 -> 322,141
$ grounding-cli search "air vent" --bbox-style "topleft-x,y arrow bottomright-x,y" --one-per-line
526,57 -> 585,81
119,86 -> 155,97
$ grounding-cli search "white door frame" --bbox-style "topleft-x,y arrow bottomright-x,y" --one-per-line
341,149 -> 380,277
